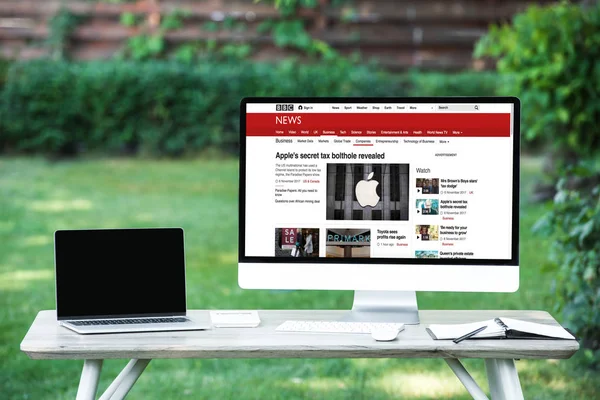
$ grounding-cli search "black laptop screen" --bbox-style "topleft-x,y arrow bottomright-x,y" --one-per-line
55,228 -> 187,320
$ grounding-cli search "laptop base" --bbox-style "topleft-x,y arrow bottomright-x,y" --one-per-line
60,318 -> 209,335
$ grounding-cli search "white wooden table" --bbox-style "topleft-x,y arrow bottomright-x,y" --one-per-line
21,310 -> 579,400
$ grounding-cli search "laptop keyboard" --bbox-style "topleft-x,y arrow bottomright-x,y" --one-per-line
69,317 -> 189,326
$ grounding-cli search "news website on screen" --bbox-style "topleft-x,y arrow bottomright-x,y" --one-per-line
244,102 -> 514,261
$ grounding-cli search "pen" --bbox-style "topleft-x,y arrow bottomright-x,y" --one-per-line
453,325 -> 487,344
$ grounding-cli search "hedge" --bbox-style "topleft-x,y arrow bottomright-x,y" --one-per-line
0,60 -> 502,156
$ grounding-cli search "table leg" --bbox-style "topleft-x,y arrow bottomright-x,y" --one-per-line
444,358 -> 489,400
98,359 -> 151,400
485,359 -> 524,400
76,359 -> 103,400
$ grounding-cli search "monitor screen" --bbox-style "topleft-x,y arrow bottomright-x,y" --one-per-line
55,228 -> 186,319
240,98 -> 518,266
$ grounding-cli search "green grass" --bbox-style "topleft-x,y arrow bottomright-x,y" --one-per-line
1,156 -> 599,399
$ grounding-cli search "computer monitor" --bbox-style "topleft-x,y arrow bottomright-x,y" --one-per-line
239,97 -> 520,324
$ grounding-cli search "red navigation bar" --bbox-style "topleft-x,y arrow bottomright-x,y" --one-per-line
246,113 -> 510,137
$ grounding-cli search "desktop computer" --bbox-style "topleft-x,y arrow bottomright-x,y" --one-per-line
238,97 -> 520,325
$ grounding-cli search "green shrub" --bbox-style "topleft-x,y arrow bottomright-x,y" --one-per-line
475,2 -> 600,159
409,71 -> 502,97
478,1 -> 600,368
0,60 -> 397,155
0,58 -> 10,87
534,163 -> 600,369
0,59 -> 501,156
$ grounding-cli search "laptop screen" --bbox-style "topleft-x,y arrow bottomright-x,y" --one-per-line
55,228 -> 186,320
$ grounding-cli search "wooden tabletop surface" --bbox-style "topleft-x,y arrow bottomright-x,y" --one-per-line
21,310 -> 579,360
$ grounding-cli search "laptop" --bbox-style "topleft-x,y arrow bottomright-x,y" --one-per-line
54,228 -> 209,334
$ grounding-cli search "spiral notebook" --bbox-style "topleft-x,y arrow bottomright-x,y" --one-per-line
427,317 -> 575,340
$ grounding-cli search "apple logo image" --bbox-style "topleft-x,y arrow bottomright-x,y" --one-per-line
355,171 -> 380,207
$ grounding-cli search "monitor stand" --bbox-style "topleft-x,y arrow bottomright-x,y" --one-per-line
341,290 -> 420,324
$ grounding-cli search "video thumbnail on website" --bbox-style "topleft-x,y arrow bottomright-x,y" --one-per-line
326,164 -> 409,221
326,229 -> 370,258
415,250 -> 439,259
415,225 -> 439,241
416,178 -> 440,194
275,228 -> 319,257
416,199 -> 439,215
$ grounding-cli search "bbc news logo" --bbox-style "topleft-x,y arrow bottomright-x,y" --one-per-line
276,104 -> 294,111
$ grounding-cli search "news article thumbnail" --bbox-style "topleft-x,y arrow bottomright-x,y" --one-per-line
415,225 -> 439,241
326,229 -> 370,258
416,199 -> 439,215
415,250 -> 439,259
416,178 -> 439,194
275,228 -> 319,257
326,164 -> 409,221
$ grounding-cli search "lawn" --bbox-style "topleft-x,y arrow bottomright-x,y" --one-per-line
1,156 -> 598,399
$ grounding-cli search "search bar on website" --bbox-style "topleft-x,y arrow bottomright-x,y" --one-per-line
437,104 -> 480,111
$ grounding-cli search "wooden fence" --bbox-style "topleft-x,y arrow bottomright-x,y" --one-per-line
0,0 -> 555,70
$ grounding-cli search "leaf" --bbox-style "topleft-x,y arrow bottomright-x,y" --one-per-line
161,14 -> 184,30
173,44 -> 196,63
256,20 -> 273,34
203,21 -> 219,32
578,220 -> 594,245
583,265 -> 597,282
120,12 -> 137,27
148,36 -> 164,54
532,214 -> 552,234
223,16 -> 236,30
557,107 -> 569,123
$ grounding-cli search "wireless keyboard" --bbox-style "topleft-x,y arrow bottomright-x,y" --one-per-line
276,320 -> 405,334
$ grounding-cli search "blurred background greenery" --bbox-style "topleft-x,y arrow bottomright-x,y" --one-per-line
1,0 -> 599,398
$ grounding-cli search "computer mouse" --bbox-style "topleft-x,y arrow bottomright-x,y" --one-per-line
371,329 -> 400,342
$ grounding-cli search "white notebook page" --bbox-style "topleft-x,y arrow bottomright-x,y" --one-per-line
427,319 -> 504,340
428,318 -> 576,340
